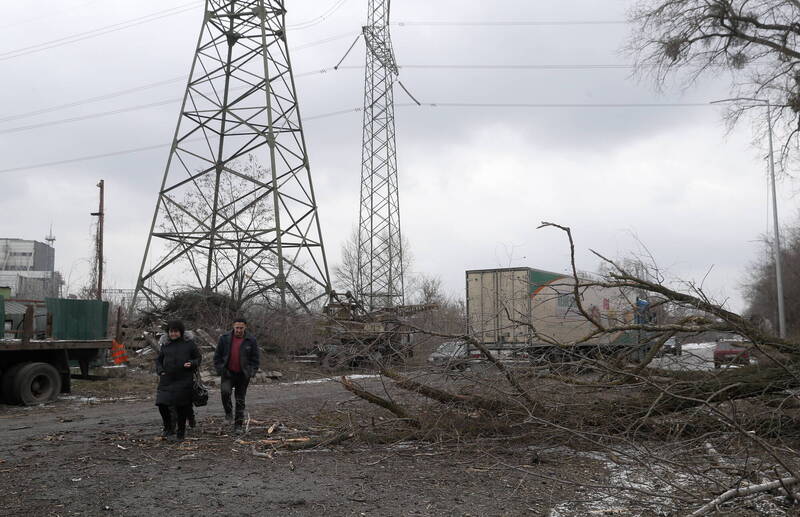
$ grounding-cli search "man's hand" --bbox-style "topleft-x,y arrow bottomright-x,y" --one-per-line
183,361 -> 192,368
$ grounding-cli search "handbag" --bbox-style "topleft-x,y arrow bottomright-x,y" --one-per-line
192,370 -> 209,407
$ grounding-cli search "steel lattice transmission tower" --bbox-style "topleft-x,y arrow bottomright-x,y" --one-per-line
357,0 -> 404,310
133,0 -> 331,312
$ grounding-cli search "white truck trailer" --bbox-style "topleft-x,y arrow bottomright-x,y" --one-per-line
466,267 -> 638,357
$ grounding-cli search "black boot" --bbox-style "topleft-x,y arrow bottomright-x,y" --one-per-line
158,405 -> 175,438
175,405 -> 190,440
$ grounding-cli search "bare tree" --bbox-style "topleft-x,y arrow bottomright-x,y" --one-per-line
318,221 -> 800,514
332,227 -> 360,295
163,154 -> 275,307
332,226 -> 414,299
744,221 -> 800,338
413,273 -> 447,306
629,0 -> 800,169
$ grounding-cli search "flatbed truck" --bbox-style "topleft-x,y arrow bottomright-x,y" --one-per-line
1,301 -> 113,405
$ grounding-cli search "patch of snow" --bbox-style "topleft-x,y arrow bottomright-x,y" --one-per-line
682,342 -> 717,350
283,374 -> 380,386
546,447 -> 686,517
59,395 -> 139,403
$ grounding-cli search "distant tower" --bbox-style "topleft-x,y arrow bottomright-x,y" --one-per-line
45,225 -> 56,248
357,0 -> 404,309
133,0 -> 331,311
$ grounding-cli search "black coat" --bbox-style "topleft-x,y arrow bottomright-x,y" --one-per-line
155,336 -> 201,406
213,332 -> 260,378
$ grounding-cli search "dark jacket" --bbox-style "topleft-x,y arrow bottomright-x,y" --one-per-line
213,332 -> 260,378
155,335 -> 201,406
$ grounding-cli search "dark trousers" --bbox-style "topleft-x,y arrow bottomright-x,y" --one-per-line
158,404 -> 191,434
221,372 -> 250,425
169,405 -> 195,425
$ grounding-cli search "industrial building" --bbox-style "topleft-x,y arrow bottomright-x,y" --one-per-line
0,238 -> 62,299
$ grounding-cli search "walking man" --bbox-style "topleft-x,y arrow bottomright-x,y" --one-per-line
213,318 -> 260,433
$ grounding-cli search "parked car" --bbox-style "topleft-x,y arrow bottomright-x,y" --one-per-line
714,341 -> 750,368
660,337 -> 682,356
428,341 -> 472,369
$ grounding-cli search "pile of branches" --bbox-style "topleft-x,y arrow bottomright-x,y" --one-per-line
136,289 -> 241,329
324,222 -> 800,515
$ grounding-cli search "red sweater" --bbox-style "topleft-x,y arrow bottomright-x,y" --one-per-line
227,336 -> 244,372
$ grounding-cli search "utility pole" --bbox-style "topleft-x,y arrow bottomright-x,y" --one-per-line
357,0 -> 405,310
90,180 -> 104,300
711,97 -> 786,337
765,101 -> 786,338
132,0 -> 331,312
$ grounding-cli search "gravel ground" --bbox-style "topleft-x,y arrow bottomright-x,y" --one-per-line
1,369 -> 795,516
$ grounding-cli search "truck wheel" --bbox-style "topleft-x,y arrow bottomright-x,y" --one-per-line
1,363 -> 27,404
15,362 -> 62,405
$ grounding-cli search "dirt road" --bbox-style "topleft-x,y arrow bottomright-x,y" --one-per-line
0,373 -> 584,517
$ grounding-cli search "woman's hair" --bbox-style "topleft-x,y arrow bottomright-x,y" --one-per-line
166,320 -> 185,337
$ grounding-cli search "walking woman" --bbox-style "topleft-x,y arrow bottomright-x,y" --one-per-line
155,320 -> 201,440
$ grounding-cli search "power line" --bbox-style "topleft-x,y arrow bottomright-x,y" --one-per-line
0,142 -> 170,174
394,20 -> 627,27
0,0 -> 103,30
0,1 -> 352,63
403,64 -> 633,70
294,31 -> 359,50
0,35 -> 360,126
0,2 -> 201,62
0,67 -> 355,133
339,64 -> 635,71
0,99 -> 180,135
0,101 -> 718,174
402,102 -> 710,108
288,0 -> 350,30
0,76 -> 187,124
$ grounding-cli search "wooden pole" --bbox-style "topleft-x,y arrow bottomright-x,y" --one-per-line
114,305 -> 122,342
22,305 -> 34,345
97,180 -> 104,300
90,180 -> 104,300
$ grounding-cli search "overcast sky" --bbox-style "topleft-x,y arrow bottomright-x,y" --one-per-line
0,0 -> 795,312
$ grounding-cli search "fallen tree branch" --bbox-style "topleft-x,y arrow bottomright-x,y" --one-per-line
461,336 -> 537,409
381,368 -> 519,412
690,476 -> 799,516
340,376 -> 420,428
285,431 -> 356,450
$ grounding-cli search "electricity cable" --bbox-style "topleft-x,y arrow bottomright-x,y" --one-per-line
0,34 -> 360,126
0,91 -> 709,136
0,2 -> 201,62
0,76 -> 187,124
0,101 -> 721,174
0,0 -> 348,62
288,0 -> 350,30
0,67 -> 355,134
0,0 -> 104,30
394,20 -> 627,27
400,102 -> 710,108
0,106 -> 363,174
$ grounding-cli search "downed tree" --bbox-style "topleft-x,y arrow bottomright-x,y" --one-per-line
380,368 -> 519,412
340,375 -> 420,428
690,476 -> 800,517
326,222 -> 800,513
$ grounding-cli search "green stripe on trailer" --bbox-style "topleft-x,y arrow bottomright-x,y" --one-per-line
528,269 -> 567,295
